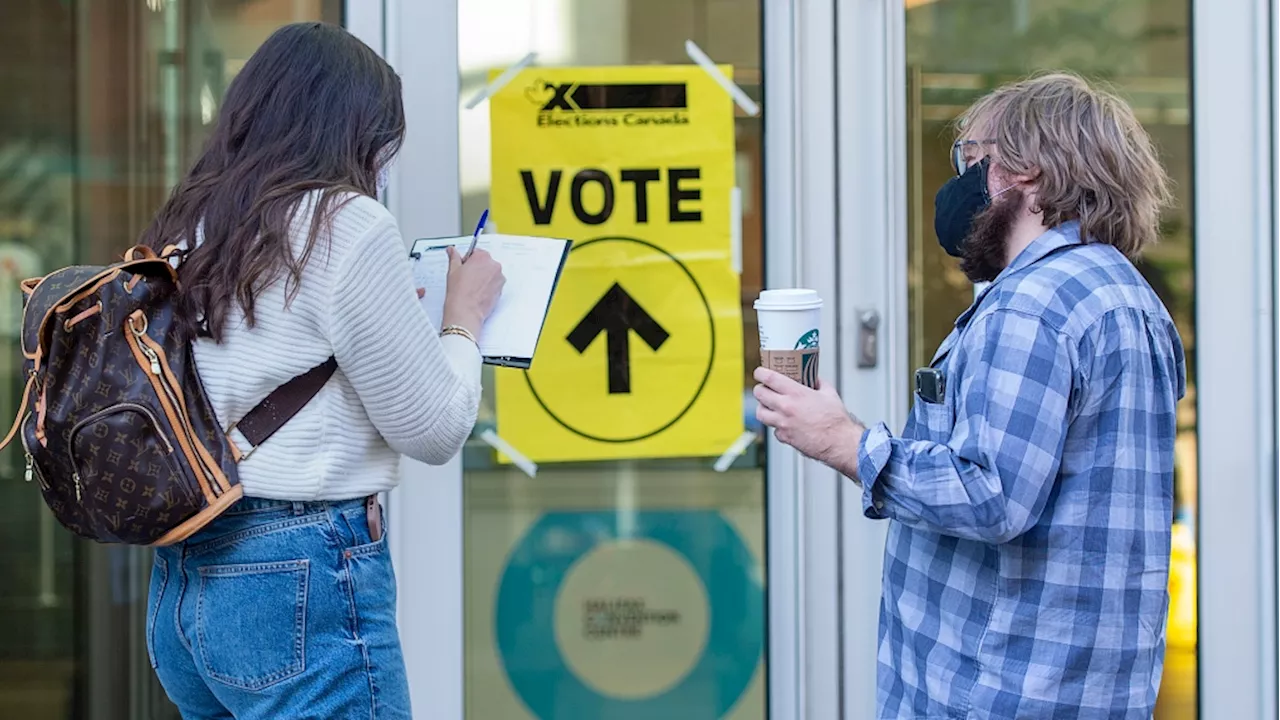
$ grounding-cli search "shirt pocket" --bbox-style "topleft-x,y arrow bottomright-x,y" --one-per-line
909,393 -> 956,445
906,342 -> 958,444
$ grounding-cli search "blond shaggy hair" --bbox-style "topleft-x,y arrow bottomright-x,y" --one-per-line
958,72 -> 1173,258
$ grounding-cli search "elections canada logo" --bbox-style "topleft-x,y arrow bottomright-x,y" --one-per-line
524,79 -> 691,128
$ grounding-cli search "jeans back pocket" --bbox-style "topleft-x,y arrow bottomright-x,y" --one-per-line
196,559 -> 309,690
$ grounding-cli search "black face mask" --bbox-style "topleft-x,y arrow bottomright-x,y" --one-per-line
933,157 -> 992,257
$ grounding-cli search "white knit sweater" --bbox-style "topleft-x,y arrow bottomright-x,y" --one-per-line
190,192 -> 481,500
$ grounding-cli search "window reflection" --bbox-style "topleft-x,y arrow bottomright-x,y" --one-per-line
0,2 -> 340,718
904,2 -> 1196,718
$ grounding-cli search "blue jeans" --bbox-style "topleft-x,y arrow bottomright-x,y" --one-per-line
147,496 -> 411,719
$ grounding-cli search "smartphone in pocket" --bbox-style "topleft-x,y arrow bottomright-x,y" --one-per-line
915,367 -> 946,404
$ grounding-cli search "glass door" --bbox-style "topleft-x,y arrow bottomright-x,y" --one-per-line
451,2 -> 768,718
0,2 -> 342,718
899,3 -> 1197,716
838,1 -> 1198,718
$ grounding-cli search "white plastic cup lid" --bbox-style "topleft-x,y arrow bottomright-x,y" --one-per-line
754,288 -> 823,311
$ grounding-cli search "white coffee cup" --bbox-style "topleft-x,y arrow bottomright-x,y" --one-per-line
754,289 -> 822,388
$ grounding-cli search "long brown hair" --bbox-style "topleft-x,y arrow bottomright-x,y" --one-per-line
958,72 -> 1173,258
141,22 -> 405,341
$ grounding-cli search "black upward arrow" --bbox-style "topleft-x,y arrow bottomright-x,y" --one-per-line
567,283 -> 670,394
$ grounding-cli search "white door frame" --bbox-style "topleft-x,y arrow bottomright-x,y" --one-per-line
347,0 -> 468,716
834,0 -> 905,717
383,0 -> 469,711
1198,0 -> 1278,718
359,0 -> 837,717
764,0 -> 843,717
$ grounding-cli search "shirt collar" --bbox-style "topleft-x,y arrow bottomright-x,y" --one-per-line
957,221 -> 1083,328
1000,220 -> 1083,277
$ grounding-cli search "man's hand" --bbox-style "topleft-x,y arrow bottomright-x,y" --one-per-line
753,367 -> 865,476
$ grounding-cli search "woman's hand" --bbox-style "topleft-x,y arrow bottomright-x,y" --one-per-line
442,246 -> 505,335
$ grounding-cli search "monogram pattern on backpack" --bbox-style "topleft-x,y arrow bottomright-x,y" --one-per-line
4,248 -> 243,545
4,245 -> 339,546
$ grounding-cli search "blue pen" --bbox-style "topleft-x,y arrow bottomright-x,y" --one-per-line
463,208 -> 489,263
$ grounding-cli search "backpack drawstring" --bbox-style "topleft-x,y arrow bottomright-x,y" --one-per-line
0,373 -> 36,451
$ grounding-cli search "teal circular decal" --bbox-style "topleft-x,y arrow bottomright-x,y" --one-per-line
495,511 -> 764,719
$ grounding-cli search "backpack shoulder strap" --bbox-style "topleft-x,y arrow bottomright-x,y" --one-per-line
230,357 -> 337,458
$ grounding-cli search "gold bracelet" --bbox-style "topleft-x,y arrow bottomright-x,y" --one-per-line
440,324 -> 478,346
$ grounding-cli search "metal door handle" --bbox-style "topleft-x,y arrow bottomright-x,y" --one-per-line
856,309 -> 879,368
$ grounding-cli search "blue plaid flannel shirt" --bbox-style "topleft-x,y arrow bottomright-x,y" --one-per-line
858,222 -> 1186,719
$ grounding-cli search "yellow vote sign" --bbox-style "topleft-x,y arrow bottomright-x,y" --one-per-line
490,65 -> 744,463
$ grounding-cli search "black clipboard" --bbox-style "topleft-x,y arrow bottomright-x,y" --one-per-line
410,235 -> 571,369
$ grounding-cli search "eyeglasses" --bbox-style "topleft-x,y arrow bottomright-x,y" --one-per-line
951,139 -> 997,177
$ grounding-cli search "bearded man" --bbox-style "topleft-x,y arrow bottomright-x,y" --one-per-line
754,73 -> 1186,719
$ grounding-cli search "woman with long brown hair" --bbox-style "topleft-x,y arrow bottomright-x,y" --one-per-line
141,23 -> 502,719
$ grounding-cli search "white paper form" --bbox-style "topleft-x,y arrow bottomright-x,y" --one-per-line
410,234 -> 570,366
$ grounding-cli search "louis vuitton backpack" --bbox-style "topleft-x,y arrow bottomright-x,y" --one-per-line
0,244 -> 336,545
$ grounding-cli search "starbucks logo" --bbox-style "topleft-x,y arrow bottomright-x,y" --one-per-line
795,330 -> 820,387
794,329 -> 819,350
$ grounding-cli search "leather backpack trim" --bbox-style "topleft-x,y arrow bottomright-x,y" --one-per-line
9,244 -> 335,546
153,485 -> 245,546
22,258 -> 178,371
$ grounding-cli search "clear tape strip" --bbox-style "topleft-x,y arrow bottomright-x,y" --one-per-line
713,430 -> 759,472
464,52 -> 538,110
685,40 -> 761,116
479,429 -> 538,478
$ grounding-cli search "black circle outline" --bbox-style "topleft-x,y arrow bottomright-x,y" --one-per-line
524,235 -> 715,443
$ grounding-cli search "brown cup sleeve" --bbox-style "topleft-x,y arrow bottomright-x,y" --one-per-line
761,348 -> 820,389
